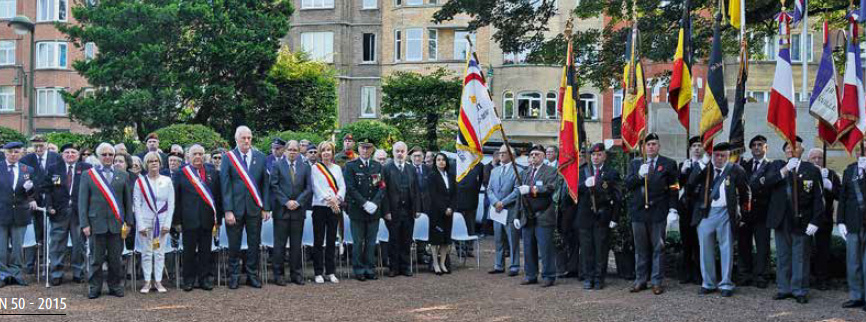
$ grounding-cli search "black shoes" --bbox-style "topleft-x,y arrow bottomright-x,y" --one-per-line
365,274 -> 378,281
182,284 -> 194,292
88,290 -> 100,299
291,276 -> 305,286
274,276 -> 287,286
773,293 -> 793,300
488,269 -> 504,274
108,289 -> 124,298
541,280 -> 555,288
387,271 -> 397,278
201,281 -> 214,290
842,300 -> 864,308
755,280 -> 769,289
699,288 -> 717,295
50,278 -> 62,286
402,271 -> 413,277
795,296 -> 809,304
507,271 -> 519,277
720,290 -> 734,297
520,279 -> 538,285
355,275 -> 367,282
228,277 -> 239,289
247,276 -> 262,288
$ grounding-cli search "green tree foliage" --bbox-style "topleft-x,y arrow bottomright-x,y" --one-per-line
380,68 -> 462,151
0,127 -> 27,145
152,124 -> 228,151
253,130 -> 327,152
46,132 -> 94,148
338,120 -> 402,152
58,0 -> 293,139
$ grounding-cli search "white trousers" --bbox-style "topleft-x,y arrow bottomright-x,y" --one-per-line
138,232 -> 169,282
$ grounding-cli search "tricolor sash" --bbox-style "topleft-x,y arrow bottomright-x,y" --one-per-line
137,176 -> 168,239
315,162 -> 339,195
182,165 -> 218,216
88,168 -> 124,224
226,150 -> 264,208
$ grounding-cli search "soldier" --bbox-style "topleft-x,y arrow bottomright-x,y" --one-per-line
345,139 -> 386,279
269,140 -> 311,286
0,142 -> 37,287
806,147 -> 840,291
515,144 -> 558,287
677,136 -> 707,285
137,133 -> 168,169
838,154 -> 866,310
20,135 -> 61,273
45,143 -> 92,285
335,133 -> 357,167
738,135 -> 772,288
576,143 -> 622,290
266,138 -> 286,172
625,133 -> 679,295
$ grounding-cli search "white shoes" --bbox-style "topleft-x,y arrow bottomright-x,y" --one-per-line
314,275 -> 325,284
154,281 -> 167,293
140,281 -> 151,294
326,274 -> 339,284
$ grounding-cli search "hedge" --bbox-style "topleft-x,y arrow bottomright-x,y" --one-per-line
254,130 -> 327,153
0,126 -> 27,145
337,120 -> 401,152
152,124 -> 228,152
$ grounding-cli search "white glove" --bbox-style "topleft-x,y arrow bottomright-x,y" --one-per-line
609,221 -> 617,229
638,164 -> 650,178
518,185 -> 531,195
786,158 -> 800,171
805,223 -> 819,236
859,157 -> 866,170
666,208 -> 679,227
838,224 -> 848,241
585,176 -> 596,188
823,178 -> 833,191
513,219 -> 522,230
700,154 -> 710,166
820,168 -> 829,178
23,179 -> 33,191
363,201 -> 378,215
697,161 -> 707,170
680,161 -> 691,173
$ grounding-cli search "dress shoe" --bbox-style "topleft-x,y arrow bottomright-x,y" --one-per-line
738,279 -> 753,287
50,278 -> 62,286
755,280 -> 769,289
14,278 -> 28,286
520,279 -> 538,285
182,284 -> 194,292
720,290 -> 734,297
629,284 -> 647,293
402,271 -> 413,277
0,280 -> 5,288
842,300 -> 865,308
651,285 -> 664,295
388,271 -> 397,278
73,277 -> 84,284
699,288 -> 717,295
365,274 -> 378,280
488,269 -> 505,274
583,280 -> 593,290
201,281 -> 214,291
355,275 -> 367,282
507,270 -> 519,277
291,277 -> 305,286
679,277 -> 693,285
773,293 -> 793,300
88,290 -> 101,299
594,281 -> 605,290
795,295 -> 808,304
274,276 -> 287,286
247,277 -> 262,288
108,289 -> 124,298
541,280 -> 555,288
816,281 -> 830,291
228,277 -> 239,289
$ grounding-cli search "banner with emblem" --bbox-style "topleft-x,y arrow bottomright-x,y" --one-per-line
225,150 -> 264,208
456,42 -> 501,182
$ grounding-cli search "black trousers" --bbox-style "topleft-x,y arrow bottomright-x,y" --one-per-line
89,232 -> 124,293
579,223 -> 611,282
227,213 -> 261,279
182,227 -> 214,285
273,217 -> 303,279
811,222 -> 833,284
312,206 -> 338,276
387,215 -> 413,274
679,218 -> 701,282
556,226 -> 580,276
737,218 -> 771,283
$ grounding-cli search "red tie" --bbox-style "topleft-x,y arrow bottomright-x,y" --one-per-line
199,167 -> 207,184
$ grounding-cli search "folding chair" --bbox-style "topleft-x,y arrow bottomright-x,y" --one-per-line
301,211 -> 314,280
451,212 -> 480,268
260,219 -> 275,283
410,214 -> 429,275
375,219 -> 389,277
341,213 -> 353,279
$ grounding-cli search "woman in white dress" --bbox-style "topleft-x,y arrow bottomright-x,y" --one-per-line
310,141 -> 346,284
134,152 -> 175,293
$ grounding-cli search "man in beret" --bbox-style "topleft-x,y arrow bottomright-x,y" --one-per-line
44,143 -> 92,285
516,144 -> 559,287
266,138 -> 286,173
758,136 -> 824,303
335,133 -> 357,167
305,145 -> 318,167
163,152 -> 184,178
685,142 -> 750,297
137,133 -> 169,169
837,146 -> 866,309
625,133 -> 680,295
677,136 -> 707,285
737,135 -> 772,288
575,143 -> 622,289
0,142 -> 37,287
20,135 -> 62,272
210,148 -> 225,171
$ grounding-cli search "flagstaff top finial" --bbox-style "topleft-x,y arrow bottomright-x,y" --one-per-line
781,0 -> 786,10
564,16 -> 574,39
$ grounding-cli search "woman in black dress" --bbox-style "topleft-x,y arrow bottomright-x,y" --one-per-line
428,153 -> 457,275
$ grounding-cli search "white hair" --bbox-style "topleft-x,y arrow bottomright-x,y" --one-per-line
808,148 -> 823,159
374,149 -> 387,159
392,141 -> 407,152
188,144 -> 205,154
234,126 -> 252,140
96,142 -> 115,155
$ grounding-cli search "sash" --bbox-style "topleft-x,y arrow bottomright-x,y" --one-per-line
225,150 -> 264,208
88,168 -> 124,223
182,165 -> 218,216
137,175 -> 168,238
315,162 -> 339,195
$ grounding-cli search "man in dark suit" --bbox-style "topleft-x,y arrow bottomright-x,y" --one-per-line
20,135 -> 62,272
738,135 -> 772,288
516,144 -> 558,287
44,143 -> 92,285
575,143 -> 622,290
173,144 -> 223,291
677,136 -> 706,285
409,146 -> 432,266
625,133 -> 679,295
79,143 -> 133,298
456,162 -> 483,256
219,126 -> 271,289
137,132 -> 169,169
345,139 -> 386,279
0,142 -> 37,287
269,140 -> 311,286
381,142 -> 420,278
265,138 -> 286,172
759,136 -> 824,304
837,157 -> 866,310
806,147 -> 840,291
686,142 -> 750,297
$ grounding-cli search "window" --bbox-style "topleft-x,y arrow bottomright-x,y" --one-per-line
427,0 -> 437,4
545,92 -> 557,119
37,0 -> 67,22
406,28 -> 422,61
504,49 -> 530,65
791,33 -> 813,62
454,31 -> 475,59
301,0 -> 334,9
394,30 -> 402,61
362,33 -> 376,62
0,0 -> 15,19
0,86 -> 13,112
395,0 -> 401,5
84,42 -> 96,61
301,32 -> 334,63
406,0 -> 422,5
36,88 -> 66,116
427,29 -> 438,61
360,86 -> 377,118
517,92 -> 541,119
0,41 -> 13,66
503,91 -> 514,119
613,89 -> 623,118
762,36 -> 777,61
36,42 -> 67,69
747,91 -> 769,103
579,93 -> 598,120
363,0 -> 377,9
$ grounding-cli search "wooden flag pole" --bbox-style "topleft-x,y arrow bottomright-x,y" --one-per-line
627,0 -> 649,209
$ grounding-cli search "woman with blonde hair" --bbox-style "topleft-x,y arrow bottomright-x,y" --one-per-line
133,152 -> 175,293
310,141 -> 346,284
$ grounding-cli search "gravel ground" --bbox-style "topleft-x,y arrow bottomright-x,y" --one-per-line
2,237 -> 864,322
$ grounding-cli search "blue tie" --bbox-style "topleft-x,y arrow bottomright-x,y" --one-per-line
7,165 -> 14,190
242,154 -> 249,170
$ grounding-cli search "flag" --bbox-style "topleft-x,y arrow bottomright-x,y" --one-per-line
621,25 -> 647,152
838,13 -> 866,154
809,19 -> 840,145
557,41 -> 580,201
767,12 -> 797,148
792,0 -> 806,26
456,48 -> 501,181
729,40 -> 749,155
668,0 -> 691,132
729,0 -> 741,29
699,13 -> 727,149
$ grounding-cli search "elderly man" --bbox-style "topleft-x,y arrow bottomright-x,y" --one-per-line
164,152 -> 184,177
576,143 -> 622,290
113,143 -> 128,156
678,136 -> 707,285
0,142 -> 37,287
373,149 -> 388,165
382,142 -> 420,277
544,146 -> 559,168
137,133 -> 168,169
269,140 -> 311,286
220,126 -> 271,289
79,143 -> 133,298
488,145 -> 521,276
346,139 -> 386,279
299,139 -> 311,162
305,145 -> 318,166
516,144 -> 557,287
738,135 -> 772,288
21,135 -> 62,271
838,154 -> 866,309
45,143 -> 92,285
806,147 -> 840,291
170,144 -> 184,156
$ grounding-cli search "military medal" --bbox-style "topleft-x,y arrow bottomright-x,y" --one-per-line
121,223 -> 130,239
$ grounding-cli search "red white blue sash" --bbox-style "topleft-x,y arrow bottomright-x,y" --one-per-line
88,168 -> 123,223
136,175 -> 168,215
182,165 -> 217,216
225,150 -> 264,208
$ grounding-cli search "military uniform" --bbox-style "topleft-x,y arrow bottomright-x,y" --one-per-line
738,143 -> 773,288
837,162 -> 866,308
575,148 -> 622,289
344,153 -> 385,279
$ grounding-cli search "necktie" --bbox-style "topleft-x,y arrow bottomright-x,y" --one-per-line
38,156 -> 44,170
649,159 -> 655,174
529,167 -> 537,185
398,163 -> 403,172
66,164 -> 74,191
289,161 -> 296,184
242,154 -> 249,169
7,164 -> 14,189
199,167 -> 207,184
712,169 -> 723,201
103,166 -> 113,182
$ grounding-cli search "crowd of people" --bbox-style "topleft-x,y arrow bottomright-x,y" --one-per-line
0,126 -> 865,311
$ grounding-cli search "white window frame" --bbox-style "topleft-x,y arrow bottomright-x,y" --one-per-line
300,0 -> 334,9
503,91 -> 514,119
405,28 -> 423,61
790,33 -> 814,63
36,87 -> 66,116
300,31 -> 334,63
579,93 -> 598,121
0,0 -> 16,19
427,29 -> 438,61
36,41 -> 67,69
0,86 -> 14,112
504,48 -> 530,65
362,0 -> 377,9
0,40 -> 14,66
360,86 -> 377,118
37,0 -> 67,22
84,42 -> 96,61
394,30 -> 402,62
545,92 -> 558,119
454,31 -> 475,60
517,92 -> 542,119
406,0 -> 422,5
362,33 -> 376,63
613,89 -> 623,118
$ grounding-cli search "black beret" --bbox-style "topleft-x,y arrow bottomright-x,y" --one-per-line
3,141 -> 23,149
688,136 -> 701,146
781,136 -> 803,151
712,142 -> 732,152
749,135 -> 768,146
589,143 -> 606,153
271,138 -> 286,147
60,143 -> 79,152
645,133 -> 660,142
306,145 -> 317,152
168,152 -> 184,159
529,144 -> 545,153
29,135 -> 47,143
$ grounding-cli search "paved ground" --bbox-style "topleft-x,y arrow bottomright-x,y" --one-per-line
1,237 -> 864,322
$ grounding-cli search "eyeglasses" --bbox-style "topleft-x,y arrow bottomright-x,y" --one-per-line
212,156 -> 222,160
100,153 -> 114,157
307,151 -> 318,154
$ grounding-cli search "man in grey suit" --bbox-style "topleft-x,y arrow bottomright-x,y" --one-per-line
487,145 -> 521,276
220,126 -> 271,289
516,144 -> 558,287
79,143 -> 133,299
270,140 -> 311,286
0,142 -> 37,288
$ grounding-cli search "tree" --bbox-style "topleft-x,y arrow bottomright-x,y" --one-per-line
338,120 -> 402,152
58,0 -> 293,139
249,49 -> 338,135
152,124 -> 228,152
380,68 -> 462,151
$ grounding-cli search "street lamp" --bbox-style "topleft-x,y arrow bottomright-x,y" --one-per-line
7,15 -> 36,135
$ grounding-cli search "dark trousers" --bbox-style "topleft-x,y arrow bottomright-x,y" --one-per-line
523,224 -> 556,282
679,218 -> 701,282
579,223 -> 610,282
737,219 -> 771,284
556,227 -> 580,276
273,218 -> 303,279
386,215 -> 413,274
182,227 -> 214,286
227,213 -> 262,279
811,222 -> 832,285
311,206 -> 338,276
49,215 -> 85,280
632,221 -> 666,286
351,219 -> 378,276
88,232 -> 124,293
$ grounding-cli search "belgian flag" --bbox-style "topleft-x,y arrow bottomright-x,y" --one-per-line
699,12 -> 728,148
668,0 -> 692,132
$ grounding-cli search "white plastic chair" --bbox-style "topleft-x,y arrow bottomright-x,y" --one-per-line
376,219 -> 389,276
410,214 -> 429,274
260,219 -> 274,282
300,211 -> 314,279
451,212 -> 480,268
342,213 -> 353,278
23,223 -> 40,279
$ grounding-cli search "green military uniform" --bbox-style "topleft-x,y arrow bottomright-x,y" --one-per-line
335,149 -> 357,168
343,152 -> 385,279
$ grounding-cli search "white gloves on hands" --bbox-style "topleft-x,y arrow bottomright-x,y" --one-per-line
823,178 -> 833,191
786,158 -> 800,171
513,219 -> 522,230
585,176 -> 596,188
638,164 -> 650,178
23,179 -> 33,191
820,168 -> 829,178
518,185 -> 531,195
666,208 -> 679,227
806,223 -> 819,236
681,161 -> 691,174
609,221 -> 617,229
839,224 -> 848,241
363,201 -> 378,215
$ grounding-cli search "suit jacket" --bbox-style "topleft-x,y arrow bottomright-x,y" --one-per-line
344,158 -> 386,222
0,163 -> 36,226
78,167 -> 133,234
575,163 -> 622,228
517,164 -> 557,228
173,164 -> 224,231
837,164 -> 866,233
740,157 -> 772,224
625,156 -> 679,223
265,154 -> 283,173
219,148 -> 271,218
270,157 -> 312,221
20,151 -> 62,205
44,162 -> 92,223
456,163 -> 483,212
381,162 -> 420,219
487,162 -> 522,222
411,163 -> 434,213
482,161 -> 500,188
761,160 -> 825,232
429,169 -> 457,217
819,169 -> 840,227
686,163 -> 751,227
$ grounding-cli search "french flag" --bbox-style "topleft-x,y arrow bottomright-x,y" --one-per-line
767,12 -> 797,147
838,13 -> 866,154
792,0 -> 806,26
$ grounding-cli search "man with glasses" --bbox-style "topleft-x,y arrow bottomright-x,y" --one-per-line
515,144 -> 558,287
305,145 -> 318,166
737,135 -> 772,289
269,140 -> 311,286
21,135 -> 62,273
210,149 -> 225,171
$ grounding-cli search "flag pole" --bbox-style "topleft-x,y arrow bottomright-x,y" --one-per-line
628,0 -> 649,209
802,0 -> 808,104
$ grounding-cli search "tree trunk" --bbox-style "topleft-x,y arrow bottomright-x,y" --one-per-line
425,112 -> 439,151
